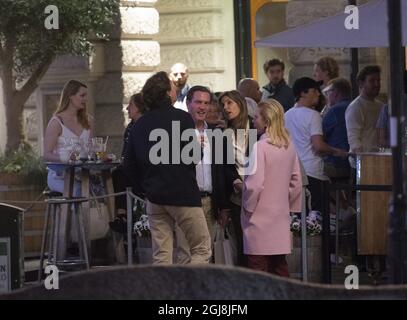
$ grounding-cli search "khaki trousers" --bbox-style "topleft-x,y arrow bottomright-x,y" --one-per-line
146,200 -> 211,265
175,196 -> 216,264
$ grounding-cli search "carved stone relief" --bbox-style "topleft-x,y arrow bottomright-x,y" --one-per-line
286,0 -> 347,28
120,7 -> 159,35
288,47 -> 351,64
158,13 -> 222,40
121,40 -> 160,68
160,45 -> 223,71
157,0 -> 218,11
122,72 -> 152,100
124,0 -> 157,6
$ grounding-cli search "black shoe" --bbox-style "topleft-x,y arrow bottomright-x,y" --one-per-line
109,215 -> 127,234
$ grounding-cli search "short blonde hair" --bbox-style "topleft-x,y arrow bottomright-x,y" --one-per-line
258,99 -> 290,149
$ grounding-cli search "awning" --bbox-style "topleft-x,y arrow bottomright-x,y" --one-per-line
255,0 -> 407,48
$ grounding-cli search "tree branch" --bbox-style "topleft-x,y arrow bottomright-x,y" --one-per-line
0,41 -> 4,64
15,55 -> 55,105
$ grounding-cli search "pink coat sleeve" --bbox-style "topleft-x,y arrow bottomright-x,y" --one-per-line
243,143 -> 265,214
289,154 -> 302,213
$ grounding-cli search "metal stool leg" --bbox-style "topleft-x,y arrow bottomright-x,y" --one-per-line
76,203 -> 90,269
53,203 -> 60,266
48,204 -> 57,264
335,190 -> 340,266
38,203 -> 51,282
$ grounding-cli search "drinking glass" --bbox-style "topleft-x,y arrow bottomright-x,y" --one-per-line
92,137 -> 106,162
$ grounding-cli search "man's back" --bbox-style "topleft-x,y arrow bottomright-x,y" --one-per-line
323,100 -> 350,168
126,104 -> 201,207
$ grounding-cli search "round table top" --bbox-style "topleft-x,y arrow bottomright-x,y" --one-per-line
46,161 -> 120,171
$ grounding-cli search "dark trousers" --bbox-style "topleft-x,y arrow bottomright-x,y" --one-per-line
307,176 -> 325,212
247,254 -> 289,277
111,167 -> 131,211
230,203 -> 247,267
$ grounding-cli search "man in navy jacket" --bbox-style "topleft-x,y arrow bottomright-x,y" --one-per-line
125,72 -> 211,264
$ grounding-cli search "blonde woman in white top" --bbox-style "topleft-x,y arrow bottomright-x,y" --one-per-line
43,80 -> 94,195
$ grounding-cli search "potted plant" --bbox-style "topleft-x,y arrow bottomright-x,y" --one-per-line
133,200 -> 152,264
0,144 -> 47,187
288,211 -> 323,283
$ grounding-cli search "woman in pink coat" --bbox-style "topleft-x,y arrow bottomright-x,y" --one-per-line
242,99 -> 302,277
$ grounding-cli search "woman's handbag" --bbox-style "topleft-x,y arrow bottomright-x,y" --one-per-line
71,191 -> 110,242
213,223 -> 237,265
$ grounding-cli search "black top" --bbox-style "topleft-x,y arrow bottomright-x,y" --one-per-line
205,124 -> 231,216
262,80 -> 295,112
121,120 -> 136,159
124,104 -> 202,207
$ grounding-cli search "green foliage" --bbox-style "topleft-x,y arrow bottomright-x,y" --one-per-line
0,0 -> 119,80
0,144 -> 47,186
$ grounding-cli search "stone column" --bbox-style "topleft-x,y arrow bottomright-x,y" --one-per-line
93,0 -> 160,156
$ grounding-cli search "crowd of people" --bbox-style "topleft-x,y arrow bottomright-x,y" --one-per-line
43,57 -> 387,277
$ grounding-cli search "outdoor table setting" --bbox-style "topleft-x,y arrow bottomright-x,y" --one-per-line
45,136 -> 126,265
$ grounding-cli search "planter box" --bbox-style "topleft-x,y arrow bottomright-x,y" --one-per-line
287,234 -> 322,283
135,236 -> 152,264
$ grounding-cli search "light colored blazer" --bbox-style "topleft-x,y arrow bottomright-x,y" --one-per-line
241,134 -> 302,255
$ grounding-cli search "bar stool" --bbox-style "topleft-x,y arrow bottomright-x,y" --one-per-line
38,193 -> 90,282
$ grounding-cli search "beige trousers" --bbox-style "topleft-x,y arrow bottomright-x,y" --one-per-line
175,196 -> 216,264
146,200 -> 211,265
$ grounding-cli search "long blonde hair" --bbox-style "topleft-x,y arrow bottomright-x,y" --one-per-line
258,99 -> 290,149
55,80 -> 90,129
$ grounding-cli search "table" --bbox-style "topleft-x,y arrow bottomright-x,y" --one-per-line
46,161 -> 126,264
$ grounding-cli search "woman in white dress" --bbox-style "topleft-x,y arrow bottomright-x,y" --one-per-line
43,80 -> 94,196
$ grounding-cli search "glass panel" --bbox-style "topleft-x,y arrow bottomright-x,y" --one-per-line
255,2 -> 291,87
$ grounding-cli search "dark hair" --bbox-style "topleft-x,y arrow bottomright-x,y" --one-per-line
328,77 -> 351,99
263,59 -> 285,73
218,90 -> 249,130
292,77 -> 320,101
357,65 -> 381,83
186,85 -> 212,102
142,71 -> 172,109
130,93 -> 147,114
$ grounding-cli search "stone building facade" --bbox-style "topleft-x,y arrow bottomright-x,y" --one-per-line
0,0 -> 389,155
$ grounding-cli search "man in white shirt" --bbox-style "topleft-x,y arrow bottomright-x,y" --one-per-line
169,62 -> 190,112
176,85 -> 231,263
345,65 -> 383,156
285,77 -> 347,212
